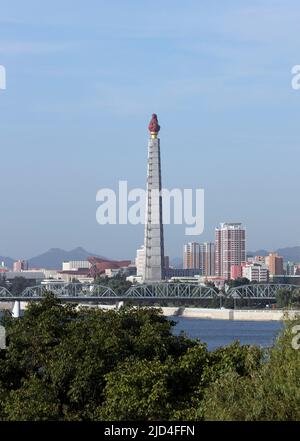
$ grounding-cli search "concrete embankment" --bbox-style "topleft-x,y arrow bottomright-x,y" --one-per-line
1,303 -> 299,321
160,307 -> 299,321
73,305 -> 299,321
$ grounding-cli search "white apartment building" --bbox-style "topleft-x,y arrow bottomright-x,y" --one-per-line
62,260 -> 91,271
135,245 -> 145,277
242,263 -> 269,283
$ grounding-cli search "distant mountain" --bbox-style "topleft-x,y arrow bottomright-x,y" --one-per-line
28,247 -> 106,270
0,256 -> 15,270
2,245 -> 300,272
249,247 -> 300,262
276,247 -> 300,263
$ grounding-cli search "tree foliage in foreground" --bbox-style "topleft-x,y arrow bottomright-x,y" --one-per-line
0,294 -> 299,421
276,288 -> 300,308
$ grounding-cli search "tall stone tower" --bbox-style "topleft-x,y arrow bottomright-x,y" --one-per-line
143,114 -> 165,282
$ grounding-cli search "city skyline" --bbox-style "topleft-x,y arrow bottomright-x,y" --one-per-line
1,218 -> 300,263
2,238 -> 300,269
1,1 -> 300,259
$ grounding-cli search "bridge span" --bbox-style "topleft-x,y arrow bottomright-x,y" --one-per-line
0,282 -> 297,303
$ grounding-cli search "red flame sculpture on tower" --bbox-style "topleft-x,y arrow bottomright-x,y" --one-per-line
148,113 -> 160,135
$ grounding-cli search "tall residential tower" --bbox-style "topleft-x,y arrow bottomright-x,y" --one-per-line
183,242 -> 215,276
215,222 -> 246,279
143,114 -> 165,282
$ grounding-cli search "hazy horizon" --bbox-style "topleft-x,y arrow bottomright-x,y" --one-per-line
1,243 -> 300,264
1,1 -> 300,260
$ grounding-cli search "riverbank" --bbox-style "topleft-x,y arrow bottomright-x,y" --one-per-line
161,307 -> 299,321
171,316 -> 282,349
1,303 -> 299,321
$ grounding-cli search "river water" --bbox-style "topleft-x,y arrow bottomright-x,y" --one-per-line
170,317 -> 283,351
0,309 -> 284,351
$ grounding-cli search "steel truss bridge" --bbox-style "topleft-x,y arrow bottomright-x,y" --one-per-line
0,283 -> 298,302
227,283 -> 296,300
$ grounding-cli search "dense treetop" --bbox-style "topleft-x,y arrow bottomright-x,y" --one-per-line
0,294 -> 299,421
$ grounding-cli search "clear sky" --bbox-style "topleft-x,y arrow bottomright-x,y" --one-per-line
0,0 -> 300,260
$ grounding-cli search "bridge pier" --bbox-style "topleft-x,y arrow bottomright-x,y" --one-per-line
116,301 -> 124,310
12,301 -> 21,318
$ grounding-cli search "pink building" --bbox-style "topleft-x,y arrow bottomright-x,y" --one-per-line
231,264 -> 243,280
215,223 -> 246,279
13,260 -> 28,272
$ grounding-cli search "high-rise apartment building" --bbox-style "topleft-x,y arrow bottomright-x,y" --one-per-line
13,260 -> 28,272
183,242 -> 201,270
201,242 -> 215,276
215,223 -> 246,279
183,242 -> 215,276
266,252 -> 284,275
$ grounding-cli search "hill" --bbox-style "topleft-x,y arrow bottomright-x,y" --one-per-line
28,247 -> 106,270
249,246 -> 300,262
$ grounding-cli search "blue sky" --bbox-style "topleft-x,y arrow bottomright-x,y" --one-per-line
0,0 -> 300,260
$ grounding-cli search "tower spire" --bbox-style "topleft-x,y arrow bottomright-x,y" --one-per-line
143,114 -> 165,282
148,113 -> 160,138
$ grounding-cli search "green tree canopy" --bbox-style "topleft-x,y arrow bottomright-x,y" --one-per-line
0,294 -> 299,421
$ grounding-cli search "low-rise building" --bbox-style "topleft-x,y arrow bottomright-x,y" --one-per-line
168,276 -> 200,284
57,269 -> 91,283
199,276 -> 227,289
88,257 -> 132,277
270,274 -> 300,285
165,268 -> 202,279
105,268 -> 122,278
62,260 -> 91,271
5,271 -> 45,283
126,275 -> 143,284
0,262 -> 8,274
242,263 -> 269,283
